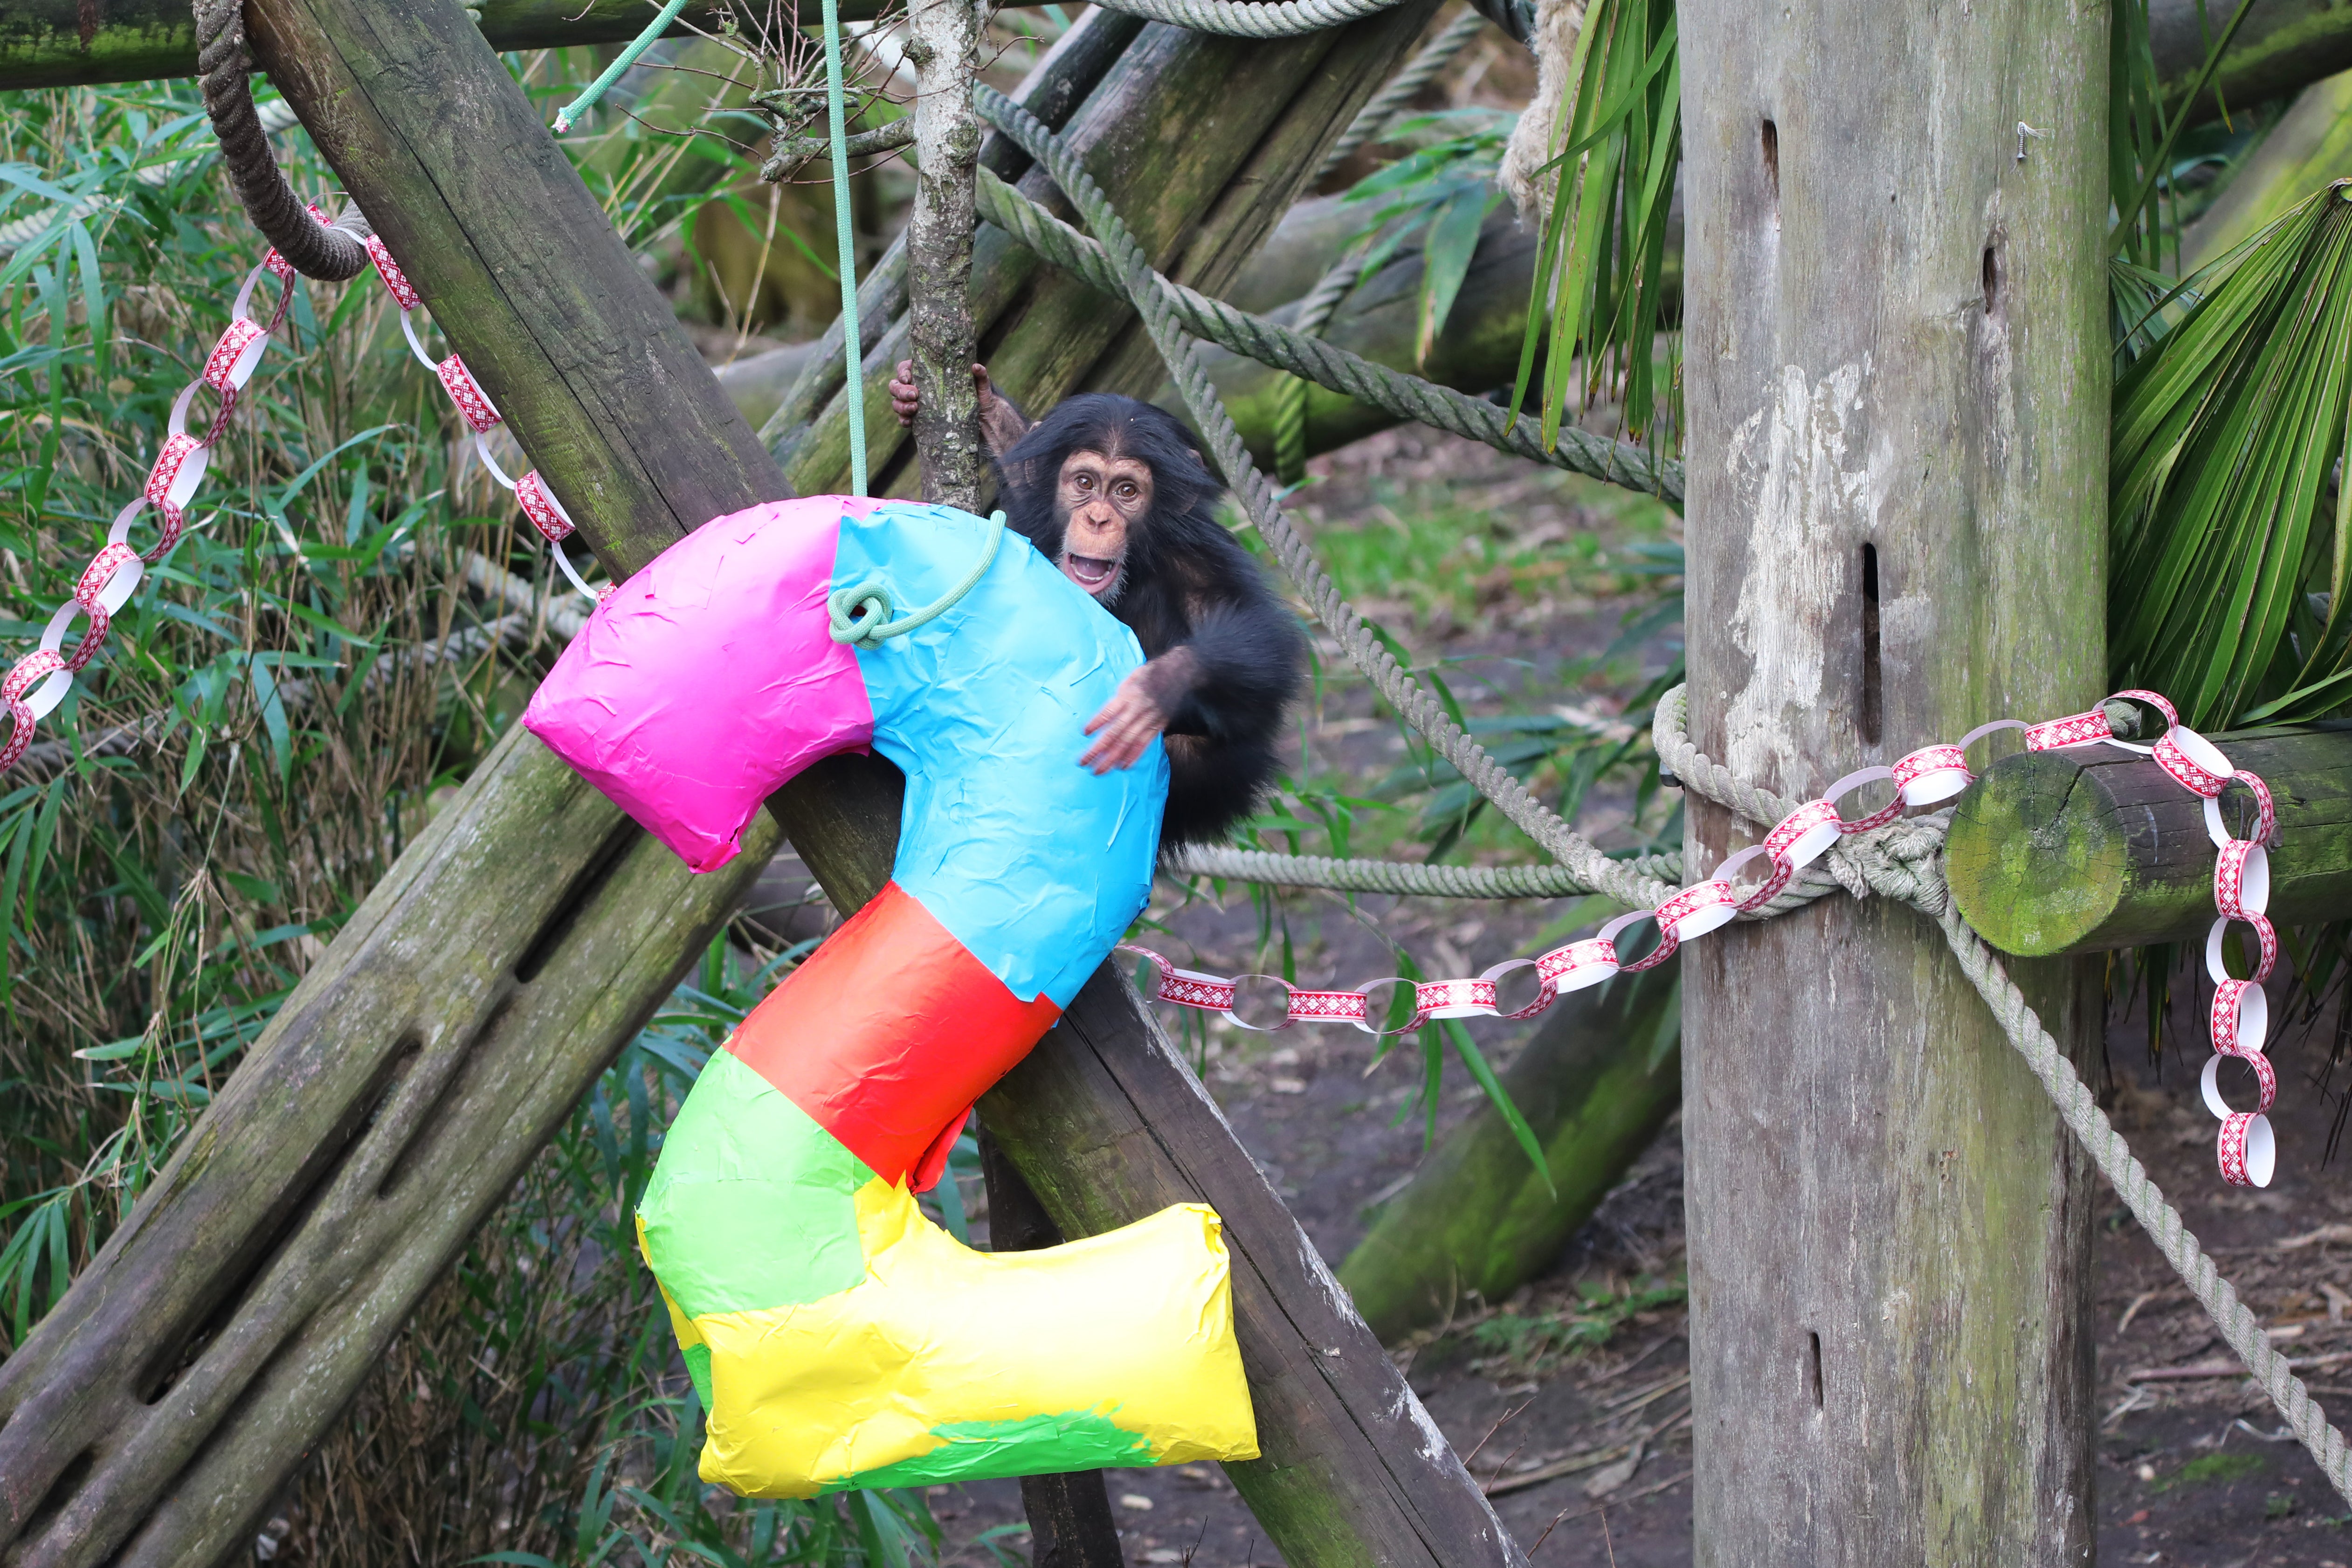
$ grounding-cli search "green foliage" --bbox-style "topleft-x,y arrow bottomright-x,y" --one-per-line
1341,108 -> 1514,367
2109,0 -> 2261,270
2111,182 -> 2352,729
2155,1451 -> 2267,1490
0,53 -> 924,1565
1509,0 -> 1680,450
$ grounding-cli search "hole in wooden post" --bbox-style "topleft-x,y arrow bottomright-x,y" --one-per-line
1807,1332 -> 1824,1408
1982,242 -> 2000,313
1761,119 -> 1780,203
1859,543 -> 1882,746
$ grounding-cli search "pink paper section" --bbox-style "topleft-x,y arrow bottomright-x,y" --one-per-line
523,497 -> 879,872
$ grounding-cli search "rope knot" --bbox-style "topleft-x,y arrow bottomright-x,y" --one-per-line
828,580 -> 897,649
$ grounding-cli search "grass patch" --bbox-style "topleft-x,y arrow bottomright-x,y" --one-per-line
2156,1451 -> 2267,1490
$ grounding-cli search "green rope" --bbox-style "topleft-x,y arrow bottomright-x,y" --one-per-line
828,511 -> 1003,648
821,0 -> 869,496
552,0 -> 691,134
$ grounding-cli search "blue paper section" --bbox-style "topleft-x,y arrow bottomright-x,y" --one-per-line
835,501 -> 1166,1008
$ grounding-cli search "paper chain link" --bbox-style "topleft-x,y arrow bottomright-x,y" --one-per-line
0,214 -> 600,778
1130,686 -> 2287,1189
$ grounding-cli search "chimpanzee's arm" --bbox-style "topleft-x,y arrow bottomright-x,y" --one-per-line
1152,585 -> 1307,846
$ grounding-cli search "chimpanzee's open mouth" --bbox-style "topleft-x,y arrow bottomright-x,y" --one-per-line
1062,552 -> 1122,595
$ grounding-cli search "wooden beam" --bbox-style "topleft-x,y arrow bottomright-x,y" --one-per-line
0,0 -> 892,91
1676,0 -> 2105,1561
0,5 -> 1527,1567
2152,0 -> 2352,123
1946,724 -> 2352,956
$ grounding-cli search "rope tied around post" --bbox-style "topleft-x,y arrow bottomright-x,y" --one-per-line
827,511 -> 1004,649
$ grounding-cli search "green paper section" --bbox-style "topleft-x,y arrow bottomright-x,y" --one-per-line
821,1409 -> 1160,1493
638,1047 -> 875,1317
683,1342 -> 715,1413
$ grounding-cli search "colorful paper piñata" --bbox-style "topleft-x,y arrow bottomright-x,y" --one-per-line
523,494 -> 1259,1497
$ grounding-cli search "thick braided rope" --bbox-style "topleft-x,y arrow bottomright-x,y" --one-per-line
975,86 -> 1675,914
191,0 -> 370,282
1653,687 -> 2352,1506
1086,0 -> 1410,36
1648,685 -> 1952,911
970,165 -> 1683,504
1163,842 -> 1681,896
1313,7 -> 1489,180
1272,247 -> 1373,482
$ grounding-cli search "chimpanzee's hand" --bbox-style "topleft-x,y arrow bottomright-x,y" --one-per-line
1080,649 -> 1197,774
887,361 -> 999,429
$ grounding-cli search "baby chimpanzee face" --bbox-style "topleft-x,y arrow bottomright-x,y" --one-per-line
1053,448 -> 1156,603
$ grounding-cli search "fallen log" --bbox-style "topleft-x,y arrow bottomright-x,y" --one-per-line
0,0 -> 890,90
1337,958 -> 1681,1344
0,3 -> 1527,1566
1945,723 -> 2352,956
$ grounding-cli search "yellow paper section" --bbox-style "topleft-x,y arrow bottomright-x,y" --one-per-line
689,1177 -> 1258,1497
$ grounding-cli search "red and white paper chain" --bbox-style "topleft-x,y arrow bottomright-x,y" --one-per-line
1133,687 -> 2287,1188
368,234 -> 603,601
0,214 -> 597,778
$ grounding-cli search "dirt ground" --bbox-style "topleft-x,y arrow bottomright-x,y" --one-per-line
853,428 -> 2352,1566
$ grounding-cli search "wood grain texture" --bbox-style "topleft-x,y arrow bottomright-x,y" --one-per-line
1677,2 -> 2107,1561
1948,723 -> 2352,955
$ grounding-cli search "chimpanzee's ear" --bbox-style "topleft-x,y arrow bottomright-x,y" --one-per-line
1187,448 -> 1202,466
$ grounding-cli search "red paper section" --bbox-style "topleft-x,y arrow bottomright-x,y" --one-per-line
727,882 -> 1059,1187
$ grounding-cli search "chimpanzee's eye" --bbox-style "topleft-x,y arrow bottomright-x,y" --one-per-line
1115,481 -> 1138,500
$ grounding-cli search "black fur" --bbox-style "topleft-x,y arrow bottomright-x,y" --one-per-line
996,394 -> 1305,846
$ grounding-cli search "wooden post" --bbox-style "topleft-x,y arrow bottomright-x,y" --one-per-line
1676,2 -> 2107,1561
1947,724 -> 2352,954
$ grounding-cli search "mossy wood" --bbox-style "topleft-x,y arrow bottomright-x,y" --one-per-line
1945,724 -> 2352,956
1677,0 -> 2106,1560
0,3 -> 1526,1566
1337,960 -> 1681,1344
0,0 -> 894,90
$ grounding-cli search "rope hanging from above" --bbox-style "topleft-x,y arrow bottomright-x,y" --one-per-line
191,0 -> 371,281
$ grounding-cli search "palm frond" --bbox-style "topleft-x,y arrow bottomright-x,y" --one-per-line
1507,0 -> 1680,449
2110,182 -> 2352,729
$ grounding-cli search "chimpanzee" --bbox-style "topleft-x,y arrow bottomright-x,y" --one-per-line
890,361 -> 1305,846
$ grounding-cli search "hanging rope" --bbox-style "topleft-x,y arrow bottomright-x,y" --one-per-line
821,0 -> 870,495
1313,6 -> 1489,180
828,512 -> 1003,648
976,84 -> 1676,912
553,0 -> 694,132
191,0 -> 370,281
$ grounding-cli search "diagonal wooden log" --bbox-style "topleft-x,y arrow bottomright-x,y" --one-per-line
0,3 -> 1524,1566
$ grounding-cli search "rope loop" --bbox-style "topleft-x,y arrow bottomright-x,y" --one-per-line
827,512 -> 1004,650
192,0 -> 372,282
